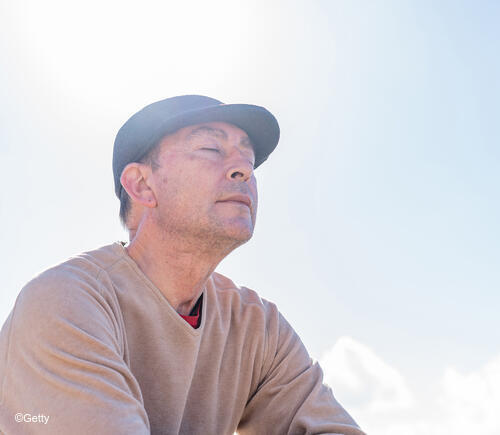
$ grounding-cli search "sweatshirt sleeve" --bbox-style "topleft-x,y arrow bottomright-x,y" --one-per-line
237,307 -> 366,435
0,266 -> 150,435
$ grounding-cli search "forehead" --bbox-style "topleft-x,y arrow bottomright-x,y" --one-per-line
159,121 -> 254,151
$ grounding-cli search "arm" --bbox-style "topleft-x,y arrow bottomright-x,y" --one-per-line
237,308 -> 365,435
0,266 -> 150,434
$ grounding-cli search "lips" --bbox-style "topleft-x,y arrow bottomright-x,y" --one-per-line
217,194 -> 252,209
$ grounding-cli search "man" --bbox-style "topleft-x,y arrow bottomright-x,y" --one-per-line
0,95 -> 365,434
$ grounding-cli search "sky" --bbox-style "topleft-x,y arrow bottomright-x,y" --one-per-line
1,1 -> 499,433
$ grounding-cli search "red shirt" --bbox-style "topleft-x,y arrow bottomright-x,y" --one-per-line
179,295 -> 202,328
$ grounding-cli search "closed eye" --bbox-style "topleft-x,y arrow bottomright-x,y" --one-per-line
200,147 -> 221,153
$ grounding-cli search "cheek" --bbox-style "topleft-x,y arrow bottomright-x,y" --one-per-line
250,176 -> 258,200
163,171 -> 216,208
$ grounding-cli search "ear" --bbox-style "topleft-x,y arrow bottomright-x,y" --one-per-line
120,163 -> 158,208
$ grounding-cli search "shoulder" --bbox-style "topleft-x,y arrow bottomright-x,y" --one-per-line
208,272 -> 289,353
17,242 -> 123,304
210,271 -> 279,319
9,243 -> 125,343
210,272 -> 305,340
0,244 -> 128,380
209,273 -> 312,391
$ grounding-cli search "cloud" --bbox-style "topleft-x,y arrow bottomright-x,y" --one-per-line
320,336 -> 413,413
437,354 -> 500,434
319,337 -> 500,435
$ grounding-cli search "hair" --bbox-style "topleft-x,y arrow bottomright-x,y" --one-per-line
119,144 -> 162,228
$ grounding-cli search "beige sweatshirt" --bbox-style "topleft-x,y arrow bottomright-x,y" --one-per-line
0,242 -> 365,435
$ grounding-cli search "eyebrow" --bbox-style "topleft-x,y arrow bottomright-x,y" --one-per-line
187,126 -> 227,141
186,126 -> 254,152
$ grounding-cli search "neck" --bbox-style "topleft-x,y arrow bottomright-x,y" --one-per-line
125,221 -> 236,316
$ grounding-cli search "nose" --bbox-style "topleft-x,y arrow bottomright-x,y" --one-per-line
226,153 -> 254,182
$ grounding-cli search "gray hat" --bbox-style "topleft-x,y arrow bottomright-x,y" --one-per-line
113,95 -> 280,199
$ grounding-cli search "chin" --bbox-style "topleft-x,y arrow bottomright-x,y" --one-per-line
219,220 -> 254,243
207,214 -> 255,245
226,227 -> 254,243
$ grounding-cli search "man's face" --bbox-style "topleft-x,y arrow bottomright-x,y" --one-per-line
148,121 -> 258,248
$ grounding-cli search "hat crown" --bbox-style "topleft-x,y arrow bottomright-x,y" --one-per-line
117,95 -> 223,139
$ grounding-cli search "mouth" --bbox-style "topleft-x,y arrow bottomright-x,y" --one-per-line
216,194 -> 252,209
